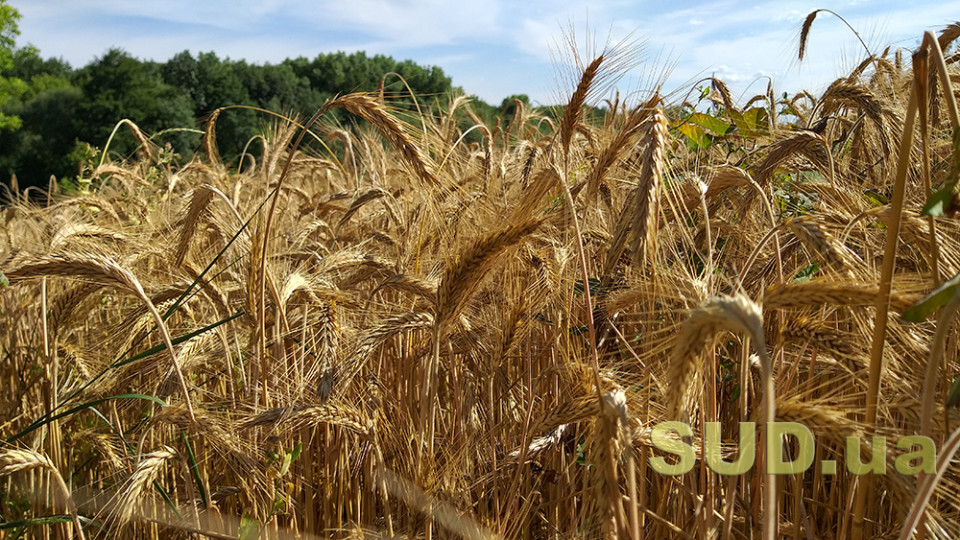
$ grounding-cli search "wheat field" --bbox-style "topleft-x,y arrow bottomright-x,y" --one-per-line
2,19 -> 960,540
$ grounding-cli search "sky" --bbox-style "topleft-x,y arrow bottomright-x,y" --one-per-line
11,1 -> 959,107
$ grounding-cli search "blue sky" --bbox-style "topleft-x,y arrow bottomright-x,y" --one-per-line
12,1 -> 958,106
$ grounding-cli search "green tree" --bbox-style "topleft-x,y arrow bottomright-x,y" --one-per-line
73,48 -> 197,159
234,60 -> 323,114
0,46 -> 81,190
284,51 -> 454,123
8,45 -> 71,81
161,50 -> 259,158
0,1 -> 25,130
0,85 -> 83,186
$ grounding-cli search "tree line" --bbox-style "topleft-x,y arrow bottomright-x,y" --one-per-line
0,46 -> 470,191
0,2 -> 536,192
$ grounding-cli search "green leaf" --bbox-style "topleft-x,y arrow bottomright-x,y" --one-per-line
532,312 -> 553,325
862,189 -> 888,207
947,376 -> 960,408
727,108 -> 754,138
921,182 -> 957,217
687,112 -> 732,135
743,107 -> 769,135
271,495 -> 286,514
114,311 -> 244,368
153,480 -> 182,520
181,431 -> 207,508
677,122 -> 712,149
238,515 -> 261,540
568,325 -> 589,336
278,443 -> 302,476
6,393 -> 167,444
575,436 -> 587,466
0,271 -> 7,288
573,278 -> 602,296
902,271 -> 960,322
793,264 -> 820,282
0,515 -> 99,531
727,107 -> 769,138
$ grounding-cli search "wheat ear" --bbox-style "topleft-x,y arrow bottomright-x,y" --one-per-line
115,446 -> 179,528
666,294 -> 776,538
201,108 -> 222,165
560,55 -> 604,159
0,448 -> 86,540
435,219 -> 542,330
783,217 -> 857,276
586,101 -> 655,199
322,93 -> 439,186
4,255 -> 195,420
764,281 -> 915,314
173,184 -> 215,265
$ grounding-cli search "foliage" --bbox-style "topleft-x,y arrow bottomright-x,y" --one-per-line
0,0 -> 24,131
0,45 -> 464,192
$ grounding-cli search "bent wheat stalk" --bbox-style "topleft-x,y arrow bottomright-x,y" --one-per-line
667,294 -> 775,539
0,448 -> 86,540
4,255 -> 195,420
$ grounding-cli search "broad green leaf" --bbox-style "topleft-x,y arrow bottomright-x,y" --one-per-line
946,376 -> 960,408
727,107 -> 770,138
532,312 -> 553,325
568,325 -> 589,336
279,444 -> 302,476
677,123 -> 712,149
794,264 -> 820,282
239,515 -> 261,540
687,112 -> 732,135
575,436 -> 587,466
573,277 -> 602,296
921,182 -> 957,217
902,271 -> 960,322
727,109 -> 754,138
743,107 -> 769,135
0,271 -> 7,288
